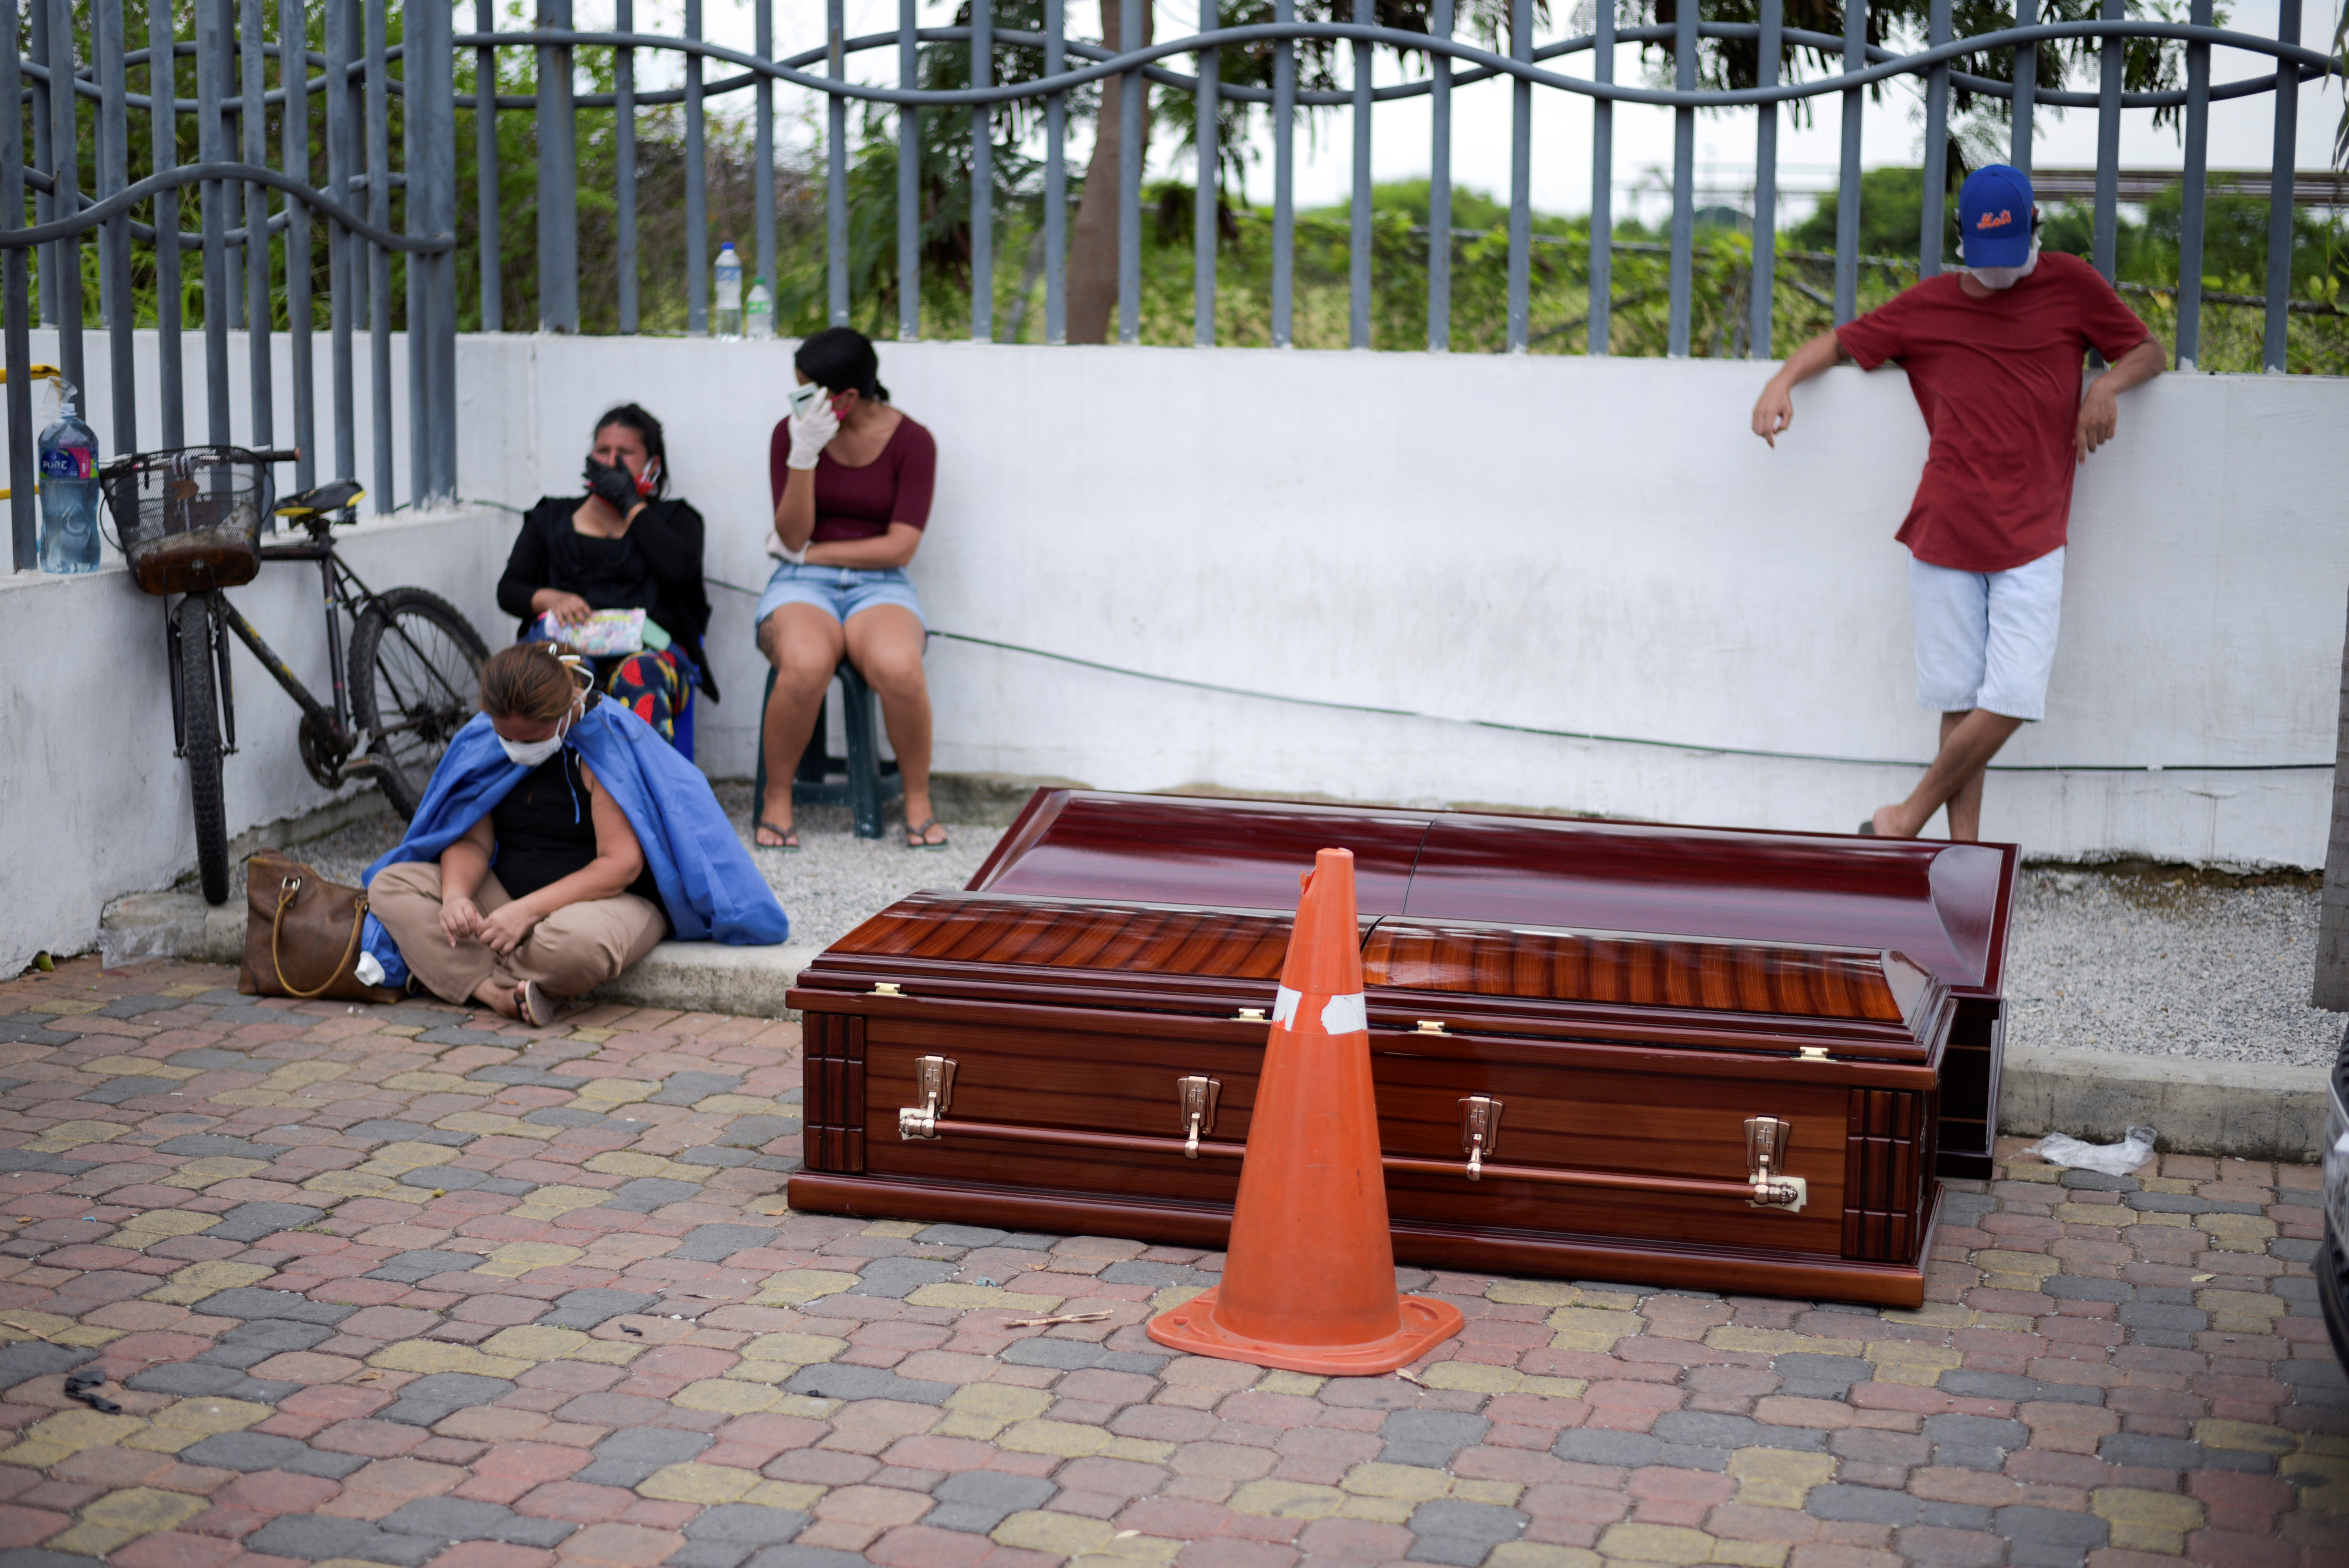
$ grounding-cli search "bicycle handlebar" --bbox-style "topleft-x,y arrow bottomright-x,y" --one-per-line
252,448 -> 300,464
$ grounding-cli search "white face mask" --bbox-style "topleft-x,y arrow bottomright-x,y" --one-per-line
497,692 -> 582,768
1969,232 -> 2042,290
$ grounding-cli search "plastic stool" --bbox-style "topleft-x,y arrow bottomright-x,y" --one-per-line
753,659 -> 903,840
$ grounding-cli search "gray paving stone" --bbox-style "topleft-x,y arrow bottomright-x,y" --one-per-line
378,1497 -> 576,1547
1807,1484 -> 1920,1524
415,1025 -> 515,1046
648,1071 -> 745,1106
154,1132 -> 280,1160
1097,1260 -> 1211,1288
741,1550 -> 869,1568
1652,1411 -> 1826,1452
670,1224 -> 781,1264
717,1115 -> 802,1148
1404,1499 -> 1528,1566
2042,1275 -> 2133,1302
541,1288 -> 660,1329
922,1472 -> 1056,1534
1379,1408 -> 1490,1468
404,1166 -> 489,1191
785,1362 -> 953,1404
342,1119 -> 473,1147
1922,1413 -> 2030,1470
2098,1433 -> 2205,1470
76,1075 -> 180,1104
1550,1430 -> 1661,1467
1920,1502 -> 1997,1530
180,1430 -> 370,1478
200,1318 -> 336,1368
2058,1170 -> 2137,1192
573,1426 -> 716,1487
847,1257 -> 958,1298
1992,1504 -> 2109,1568
379,1372 -> 518,1427
194,1287 -> 355,1324
0,1021 -> 72,1046
2117,1302 -> 2208,1332
367,1248 -> 490,1284
606,1176 -> 706,1212
915,1225 -> 1009,1249
95,994 -> 189,1018
206,1201 -> 330,1244
165,1048 -> 247,1069
1774,1353 -> 1875,1396
2271,1237 -> 2320,1263
1318,1378 -> 1423,1411
667,1546 -> 755,1568
2124,1191 -> 2208,1214
126,1363 -> 257,1397
524,1107 -> 612,1128
0,1550 -> 106,1568
245,1516 -> 437,1566
0,1340 -> 93,1391
1939,1370 -> 2102,1406
684,1505 -> 811,1545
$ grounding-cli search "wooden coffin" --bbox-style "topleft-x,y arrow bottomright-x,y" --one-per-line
785,793 -> 2014,1306
966,790 -> 2017,1179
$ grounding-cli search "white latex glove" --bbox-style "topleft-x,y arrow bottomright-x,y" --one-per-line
784,392 -> 838,470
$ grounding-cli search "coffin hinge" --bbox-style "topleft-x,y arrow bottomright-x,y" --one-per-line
1234,1008 -> 1266,1022
897,1055 -> 956,1140
1415,1020 -> 1450,1036
1795,1045 -> 1830,1062
1744,1115 -> 1807,1211
1458,1095 -> 1502,1181
1176,1076 -> 1221,1159
871,982 -> 904,998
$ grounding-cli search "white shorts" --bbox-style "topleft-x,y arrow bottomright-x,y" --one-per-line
1908,547 -> 2064,721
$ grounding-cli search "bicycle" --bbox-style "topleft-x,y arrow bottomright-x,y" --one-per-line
101,446 -> 490,907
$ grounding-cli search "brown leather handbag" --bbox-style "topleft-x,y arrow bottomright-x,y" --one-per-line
237,848 -> 404,1004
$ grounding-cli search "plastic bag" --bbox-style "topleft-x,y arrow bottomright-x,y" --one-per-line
2025,1126 -> 2157,1176
539,607 -> 644,656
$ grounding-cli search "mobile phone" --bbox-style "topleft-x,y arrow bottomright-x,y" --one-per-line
787,382 -> 825,417
636,456 -> 661,498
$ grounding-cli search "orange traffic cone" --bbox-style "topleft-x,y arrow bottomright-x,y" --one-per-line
1147,847 -> 1464,1374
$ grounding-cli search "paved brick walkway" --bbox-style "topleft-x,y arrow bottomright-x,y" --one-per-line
0,956 -> 2341,1568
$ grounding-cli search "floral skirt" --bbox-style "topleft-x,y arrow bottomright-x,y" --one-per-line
600,648 -> 690,742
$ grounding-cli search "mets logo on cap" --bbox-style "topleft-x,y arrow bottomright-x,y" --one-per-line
1956,164 -> 2034,267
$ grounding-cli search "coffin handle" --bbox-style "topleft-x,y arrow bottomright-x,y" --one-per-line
898,1055 -> 957,1140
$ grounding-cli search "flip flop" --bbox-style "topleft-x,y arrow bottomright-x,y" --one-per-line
905,817 -> 949,850
754,818 -> 800,852
516,980 -> 558,1028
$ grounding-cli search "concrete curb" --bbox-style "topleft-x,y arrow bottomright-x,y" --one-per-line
1998,1043 -> 2330,1164
97,891 -> 2336,1160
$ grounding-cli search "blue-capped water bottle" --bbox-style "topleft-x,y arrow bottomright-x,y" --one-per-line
37,387 -> 99,575
713,242 -> 743,338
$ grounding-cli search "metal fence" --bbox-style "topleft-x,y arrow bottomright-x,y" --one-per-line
4,0 -> 2343,568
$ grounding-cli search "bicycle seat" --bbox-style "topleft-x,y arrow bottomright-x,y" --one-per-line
275,478 -> 365,520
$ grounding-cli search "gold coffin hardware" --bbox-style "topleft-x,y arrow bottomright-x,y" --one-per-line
1796,1045 -> 1830,1062
1176,1076 -> 1222,1160
871,982 -> 904,997
1414,1020 -> 1449,1035
1234,1008 -> 1267,1022
1744,1115 -> 1806,1210
1458,1095 -> 1502,1181
898,1055 -> 956,1140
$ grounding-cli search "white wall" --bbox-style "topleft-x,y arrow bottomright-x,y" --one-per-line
499,336 -> 2345,871
3,334 -> 2340,974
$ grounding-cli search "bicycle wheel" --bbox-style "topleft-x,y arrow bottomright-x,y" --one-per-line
349,586 -> 489,819
173,595 -> 232,906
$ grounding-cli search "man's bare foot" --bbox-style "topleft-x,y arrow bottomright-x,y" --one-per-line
1869,804 -> 1922,839
472,979 -> 520,1018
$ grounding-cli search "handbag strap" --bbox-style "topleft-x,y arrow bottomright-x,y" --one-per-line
270,875 -> 369,1000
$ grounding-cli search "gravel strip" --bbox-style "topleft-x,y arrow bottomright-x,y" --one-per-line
2004,865 -> 2338,1069
199,804 -> 2341,1068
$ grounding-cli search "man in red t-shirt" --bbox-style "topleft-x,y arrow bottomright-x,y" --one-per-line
1751,164 -> 2164,841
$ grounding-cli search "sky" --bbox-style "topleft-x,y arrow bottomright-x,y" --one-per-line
560,0 -> 2346,226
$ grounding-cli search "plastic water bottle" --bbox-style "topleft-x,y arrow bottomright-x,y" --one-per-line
713,243 -> 743,338
746,279 -> 774,340
37,391 -> 99,575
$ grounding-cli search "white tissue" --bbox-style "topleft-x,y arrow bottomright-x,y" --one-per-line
354,952 -> 386,988
2026,1126 -> 2157,1177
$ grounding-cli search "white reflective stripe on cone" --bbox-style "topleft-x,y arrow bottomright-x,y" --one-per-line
1271,986 -> 1368,1034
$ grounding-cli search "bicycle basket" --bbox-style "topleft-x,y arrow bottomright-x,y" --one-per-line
101,446 -> 267,597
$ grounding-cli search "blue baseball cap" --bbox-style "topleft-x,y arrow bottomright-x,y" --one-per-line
1957,165 -> 2034,267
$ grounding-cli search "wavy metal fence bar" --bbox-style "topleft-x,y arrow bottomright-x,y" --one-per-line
1,2 -> 2341,571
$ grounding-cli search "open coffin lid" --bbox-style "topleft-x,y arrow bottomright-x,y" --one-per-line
958,789 -> 2017,1173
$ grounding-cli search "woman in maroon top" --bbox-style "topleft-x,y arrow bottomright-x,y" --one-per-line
756,327 -> 945,850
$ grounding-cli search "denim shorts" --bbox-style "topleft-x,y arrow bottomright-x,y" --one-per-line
754,560 -> 927,631
1909,546 -> 2064,722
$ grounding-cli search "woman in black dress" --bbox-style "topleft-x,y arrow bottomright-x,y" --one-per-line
496,403 -> 716,741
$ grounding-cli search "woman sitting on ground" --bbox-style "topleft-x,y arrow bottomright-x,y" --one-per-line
758,326 -> 946,850
497,403 -> 716,743
362,644 -> 787,1023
